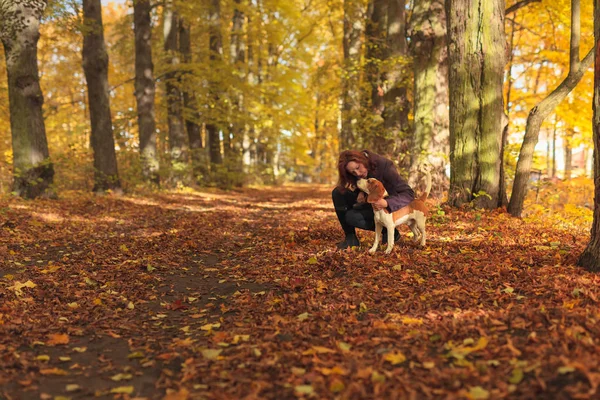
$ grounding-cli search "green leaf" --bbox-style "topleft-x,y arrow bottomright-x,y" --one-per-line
509,368 -> 524,384
469,386 -> 490,399
295,385 -> 314,395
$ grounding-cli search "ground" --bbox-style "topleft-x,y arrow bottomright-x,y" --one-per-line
0,184 -> 599,399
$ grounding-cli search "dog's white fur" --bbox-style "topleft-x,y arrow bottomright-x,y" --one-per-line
357,173 -> 431,254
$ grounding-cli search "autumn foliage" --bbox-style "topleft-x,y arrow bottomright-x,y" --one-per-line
0,183 -> 599,399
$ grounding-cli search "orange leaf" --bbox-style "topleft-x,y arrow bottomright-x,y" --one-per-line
47,333 -> 69,346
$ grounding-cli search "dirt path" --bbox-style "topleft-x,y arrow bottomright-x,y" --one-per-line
1,185 -> 599,399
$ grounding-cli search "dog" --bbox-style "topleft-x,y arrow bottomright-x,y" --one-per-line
356,172 -> 431,254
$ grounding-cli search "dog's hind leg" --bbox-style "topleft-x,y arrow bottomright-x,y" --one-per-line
370,222 -> 383,254
408,220 -> 420,242
415,213 -> 426,246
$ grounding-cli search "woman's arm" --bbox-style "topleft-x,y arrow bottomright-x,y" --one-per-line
382,161 -> 415,212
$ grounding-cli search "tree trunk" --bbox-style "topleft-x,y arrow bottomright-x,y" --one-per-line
133,0 -> 159,186
383,0 -> 410,164
508,0 -> 592,217
446,0 -> 506,209
0,0 -> 54,199
409,0 -> 446,192
207,0 -> 223,165
163,2 -> 186,174
82,0 -> 121,194
564,139 -> 572,179
179,19 -> 205,181
229,0 -> 245,172
341,0 -> 365,150
577,0 -> 600,272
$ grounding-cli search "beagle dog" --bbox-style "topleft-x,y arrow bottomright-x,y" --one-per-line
357,173 -> 431,254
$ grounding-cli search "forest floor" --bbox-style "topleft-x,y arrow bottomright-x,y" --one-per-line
0,183 -> 599,400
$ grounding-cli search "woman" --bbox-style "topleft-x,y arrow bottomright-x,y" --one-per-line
332,150 -> 415,249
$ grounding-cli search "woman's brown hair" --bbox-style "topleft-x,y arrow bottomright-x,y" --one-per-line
337,150 -> 373,191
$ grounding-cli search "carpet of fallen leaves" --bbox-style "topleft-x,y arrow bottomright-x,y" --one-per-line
1,184 -> 600,400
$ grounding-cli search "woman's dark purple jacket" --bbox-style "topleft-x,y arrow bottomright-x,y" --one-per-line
363,150 -> 414,212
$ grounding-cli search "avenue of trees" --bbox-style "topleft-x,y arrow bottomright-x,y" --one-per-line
2,0 -> 600,270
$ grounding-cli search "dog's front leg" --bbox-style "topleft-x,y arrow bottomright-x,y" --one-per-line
369,222 -> 382,254
384,223 -> 395,254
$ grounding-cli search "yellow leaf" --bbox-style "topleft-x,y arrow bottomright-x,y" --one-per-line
401,317 -> 423,325
468,386 -> 490,399
8,280 -> 37,296
295,385 -> 314,395
36,355 -> 50,361
110,386 -> 134,394
383,351 -> 406,365
111,373 -> 133,381
119,244 -> 129,253
58,356 -> 71,362
329,378 -> 345,393
232,335 -> 249,344
73,347 -> 87,353
297,312 -> 310,321
66,384 -> 81,392
201,349 -> 222,360
337,341 -> 351,352
307,256 -> 318,264
127,351 -> 144,359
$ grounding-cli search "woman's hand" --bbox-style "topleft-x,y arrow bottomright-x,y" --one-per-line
372,198 -> 388,211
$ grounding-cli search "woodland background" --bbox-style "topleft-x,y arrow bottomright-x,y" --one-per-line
0,0 -> 595,205
2,0 -> 600,399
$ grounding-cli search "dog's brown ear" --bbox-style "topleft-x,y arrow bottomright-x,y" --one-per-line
367,179 -> 385,203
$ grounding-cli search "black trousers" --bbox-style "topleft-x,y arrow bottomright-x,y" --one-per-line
332,187 -> 376,234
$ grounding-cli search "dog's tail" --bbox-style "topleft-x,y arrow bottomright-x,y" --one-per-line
418,170 -> 432,202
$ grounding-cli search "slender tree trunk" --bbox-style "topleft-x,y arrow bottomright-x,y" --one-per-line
0,0 -> 54,199
446,0 -> 506,209
163,2 -> 186,175
341,0 -> 365,150
508,0 -> 592,217
577,0 -> 600,272
207,0 -> 223,165
383,0 -> 410,166
564,139 -> 573,179
82,0 -> 121,194
179,19 -> 205,180
230,0 -> 246,174
133,0 -> 159,186
409,0 -> 446,191
552,121 -> 557,178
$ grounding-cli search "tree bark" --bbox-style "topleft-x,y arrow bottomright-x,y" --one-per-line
133,0 -> 159,186
82,0 -> 121,194
0,0 -> 54,199
163,2 -> 186,175
341,0 -> 365,150
577,0 -> 600,272
207,0 -> 223,165
383,0 -> 410,164
446,0 -> 506,209
409,0 -> 447,193
179,19 -> 205,181
508,0 -> 592,217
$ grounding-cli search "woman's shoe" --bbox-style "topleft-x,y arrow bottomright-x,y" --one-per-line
336,234 -> 360,249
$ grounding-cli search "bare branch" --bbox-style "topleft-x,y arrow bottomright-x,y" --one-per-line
506,0 -> 541,15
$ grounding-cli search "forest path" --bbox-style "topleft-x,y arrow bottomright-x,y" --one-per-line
0,184 -> 599,399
